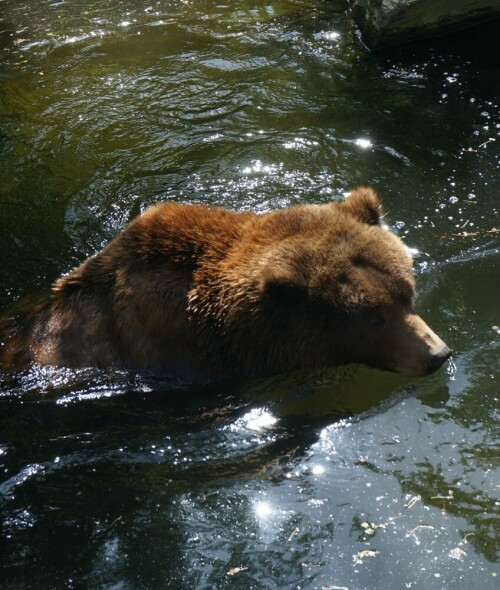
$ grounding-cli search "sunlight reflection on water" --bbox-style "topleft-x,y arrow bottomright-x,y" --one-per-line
1,1 -> 499,588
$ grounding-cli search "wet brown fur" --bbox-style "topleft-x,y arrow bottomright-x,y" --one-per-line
0,188 -> 449,381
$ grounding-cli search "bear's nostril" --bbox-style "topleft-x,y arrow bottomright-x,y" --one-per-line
427,345 -> 452,373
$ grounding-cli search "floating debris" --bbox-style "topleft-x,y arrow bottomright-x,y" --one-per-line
360,522 -> 375,536
449,547 -> 466,560
431,490 -> 454,500
288,527 -> 299,542
478,138 -> 496,148
301,562 -> 322,569
227,566 -> 248,576
360,521 -> 387,537
353,549 -> 380,564
441,227 -> 500,240
405,495 -> 421,509
407,524 -> 435,538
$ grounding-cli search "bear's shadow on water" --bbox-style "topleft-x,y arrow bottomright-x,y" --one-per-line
0,363 -> 451,485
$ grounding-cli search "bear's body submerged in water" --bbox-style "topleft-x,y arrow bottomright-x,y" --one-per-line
0,188 -> 451,382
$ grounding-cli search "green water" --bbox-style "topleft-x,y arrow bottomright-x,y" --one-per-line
0,1 -> 499,588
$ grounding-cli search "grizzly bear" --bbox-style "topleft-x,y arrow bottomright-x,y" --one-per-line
0,187 -> 451,382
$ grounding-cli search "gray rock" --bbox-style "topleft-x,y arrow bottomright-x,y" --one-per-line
351,0 -> 500,49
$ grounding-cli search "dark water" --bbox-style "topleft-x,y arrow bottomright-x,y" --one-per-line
1,1 -> 499,588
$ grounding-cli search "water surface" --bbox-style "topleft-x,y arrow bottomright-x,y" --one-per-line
0,1 -> 499,588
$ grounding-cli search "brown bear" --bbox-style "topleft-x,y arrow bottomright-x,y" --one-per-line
0,187 -> 451,382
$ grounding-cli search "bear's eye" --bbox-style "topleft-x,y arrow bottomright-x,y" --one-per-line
370,313 -> 387,328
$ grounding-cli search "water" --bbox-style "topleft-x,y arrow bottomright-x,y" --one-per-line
0,1 -> 499,588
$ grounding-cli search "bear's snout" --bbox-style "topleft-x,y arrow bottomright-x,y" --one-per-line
418,319 -> 452,375
426,343 -> 452,373
379,313 -> 452,377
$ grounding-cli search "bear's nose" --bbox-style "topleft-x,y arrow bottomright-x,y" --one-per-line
427,345 -> 452,373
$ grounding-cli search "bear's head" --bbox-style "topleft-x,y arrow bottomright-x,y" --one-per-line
256,187 -> 451,377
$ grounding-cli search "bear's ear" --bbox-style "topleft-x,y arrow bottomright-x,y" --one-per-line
343,187 -> 383,226
260,264 -> 308,305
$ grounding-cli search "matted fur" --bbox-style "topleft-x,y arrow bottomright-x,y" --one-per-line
0,188 -> 450,381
